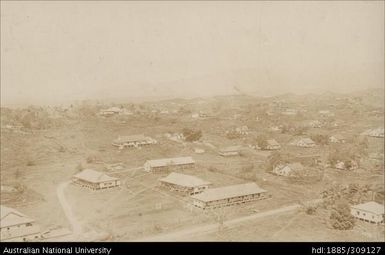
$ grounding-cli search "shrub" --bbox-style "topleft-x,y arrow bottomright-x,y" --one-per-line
182,128 -> 202,142
226,131 -> 241,140
208,166 -> 217,172
26,160 -> 36,166
311,134 -> 329,145
256,135 -> 268,150
86,156 -> 95,164
76,163 -> 85,171
329,200 -> 355,230
305,206 -> 317,215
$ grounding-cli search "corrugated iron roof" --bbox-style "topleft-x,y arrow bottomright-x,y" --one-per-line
114,134 -> 150,143
0,205 -> 35,228
73,169 -> 118,183
191,183 -> 267,202
351,201 -> 384,215
146,157 -> 195,168
160,172 -> 211,187
219,146 -> 242,153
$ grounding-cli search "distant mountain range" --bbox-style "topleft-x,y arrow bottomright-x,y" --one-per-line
1,68 -> 383,108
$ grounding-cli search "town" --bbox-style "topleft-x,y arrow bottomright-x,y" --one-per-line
1,0 -> 384,244
1,88 -> 384,241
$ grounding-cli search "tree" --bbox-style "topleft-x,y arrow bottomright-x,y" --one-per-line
178,107 -> 191,115
293,125 -> 308,136
256,135 -> 268,150
328,146 -> 352,167
329,200 -> 355,230
265,151 -> 285,172
305,205 -> 317,215
226,130 -> 241,140
182,128 -> 202,142
321,184 -> 372,209
311,134 -> 329,145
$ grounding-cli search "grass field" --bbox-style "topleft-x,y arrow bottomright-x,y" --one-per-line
1,97 -> 383,241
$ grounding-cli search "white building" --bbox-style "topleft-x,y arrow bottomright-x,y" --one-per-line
191,183 -> 268,209
0,205 -> 41,241
329,135 -> 346,144
361,128 -> 384,138
308,120 -> 322,128
99,107 -> 122,116
351,201 -> 384,224
266,139 -> 281,150
273,163 -> 304,177
144,157 -> 195,173
194,148 -> 205,154
159,172 -> 211,195
291,138 -> 316,148
72,169 -> 120,190
112,134 -> 157,149
235,126 -> 249,135
218,146 -> 242,157
165,132 -> 185,142
281,109 -> 298,116
334,160 -> 358,171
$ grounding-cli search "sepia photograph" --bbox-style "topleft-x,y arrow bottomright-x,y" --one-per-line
0,0 -> 384,250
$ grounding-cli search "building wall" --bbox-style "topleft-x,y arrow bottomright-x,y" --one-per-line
192,192 -> 268,209
219,151 -> 239,157
273,168 -> 290,176
0,223 -> 41,241
72,178 -> 120,190
149,163 -> 195,173
72,178 -> 99,189
192,185 -> 209,195
114,140 -> 154,149
160,182 -> 208,195
267,145 -> 280,150
144,162 -> 151,172
99,180 -> 120,189
351,208 -> 384,224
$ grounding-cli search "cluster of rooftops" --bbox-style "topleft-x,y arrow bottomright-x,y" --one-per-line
71,154 -> 268,207
2,195 -> 383,241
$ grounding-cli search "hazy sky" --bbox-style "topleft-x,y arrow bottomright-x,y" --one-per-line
1,1 -> 384,105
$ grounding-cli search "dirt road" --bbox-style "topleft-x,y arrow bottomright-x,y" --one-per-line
56,181 -> 82,235
136,204 -> 301,241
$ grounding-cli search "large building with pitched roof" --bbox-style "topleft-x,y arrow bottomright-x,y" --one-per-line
72,169 -> 120,190
290,137 -> 316,148
273,162 -> 304,177
351,201 -> 384,224
144,157 -> 195,173
0,205 -> 41,241
159,172 -> 211,195
266,139 -> 281,150
218,146 -> 242,157
112,134 -> 157,149
190,183 -> 268,209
